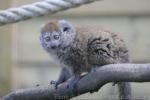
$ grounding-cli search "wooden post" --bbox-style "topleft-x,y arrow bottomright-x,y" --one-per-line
0,0 -> 11,96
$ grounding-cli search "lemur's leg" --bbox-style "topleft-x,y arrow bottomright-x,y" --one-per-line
51,67 -> 71,89
118,82 -> 132,100
90,65 -> 99,72
66,73 -> 81,93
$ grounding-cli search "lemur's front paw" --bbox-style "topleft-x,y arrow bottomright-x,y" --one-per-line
50,80 -> 59,89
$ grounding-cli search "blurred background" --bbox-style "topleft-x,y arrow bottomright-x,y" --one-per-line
0,0 -> 150,99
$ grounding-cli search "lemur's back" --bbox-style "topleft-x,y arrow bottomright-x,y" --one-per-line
64,27 -> 129,73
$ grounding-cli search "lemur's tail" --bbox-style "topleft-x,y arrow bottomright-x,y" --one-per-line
118,82 -> 132,100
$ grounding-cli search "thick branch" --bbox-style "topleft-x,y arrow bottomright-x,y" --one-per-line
2,63 -> 150,100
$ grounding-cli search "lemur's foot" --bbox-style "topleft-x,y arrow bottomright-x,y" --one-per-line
90,66 -> 99,72
66,75 -> 80,91
50,80 -> 59,89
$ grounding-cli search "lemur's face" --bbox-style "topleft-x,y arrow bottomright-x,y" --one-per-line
40,20 -> 76,53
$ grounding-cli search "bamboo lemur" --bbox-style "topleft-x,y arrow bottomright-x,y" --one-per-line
40,20 -> 131,99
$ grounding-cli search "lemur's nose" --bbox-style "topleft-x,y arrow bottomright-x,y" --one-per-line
51,46 -> 56,49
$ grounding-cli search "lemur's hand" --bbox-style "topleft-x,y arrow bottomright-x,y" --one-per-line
50,80 -> 59,89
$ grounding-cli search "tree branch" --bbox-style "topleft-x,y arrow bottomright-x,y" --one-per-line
2,63 -> 150,100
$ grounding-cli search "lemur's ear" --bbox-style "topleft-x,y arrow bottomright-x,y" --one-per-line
59,20 -> 75,34
63,27 -> 70,32
59,19 -> 67,23
59,20 -> 71,27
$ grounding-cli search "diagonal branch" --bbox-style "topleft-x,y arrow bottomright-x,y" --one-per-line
2,63 -> 150,100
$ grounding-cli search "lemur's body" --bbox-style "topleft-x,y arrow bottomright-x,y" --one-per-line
56,27 -> 128,73
40,20 -> 131,99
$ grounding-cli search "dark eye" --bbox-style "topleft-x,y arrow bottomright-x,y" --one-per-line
45,37 -> 51,42
53,35 -> 59,40
63,27 -> 70,32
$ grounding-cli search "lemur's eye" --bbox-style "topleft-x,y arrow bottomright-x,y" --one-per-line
45,37 -> 51,42
63,27 -> 70,32
53,35 -> 59,40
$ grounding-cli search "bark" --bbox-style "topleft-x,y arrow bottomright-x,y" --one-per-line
2,63 -> 150,100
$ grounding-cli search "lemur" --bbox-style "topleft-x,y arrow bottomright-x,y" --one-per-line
40,20 -> 131,98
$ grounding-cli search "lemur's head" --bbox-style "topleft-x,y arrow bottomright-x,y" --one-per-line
40,20 -> 76,53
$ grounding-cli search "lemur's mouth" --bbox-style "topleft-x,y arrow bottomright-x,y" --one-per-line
50,44 -> 61,50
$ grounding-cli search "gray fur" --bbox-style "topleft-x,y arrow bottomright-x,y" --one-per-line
40,20 -> 129,74
40,20 -> 131,100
